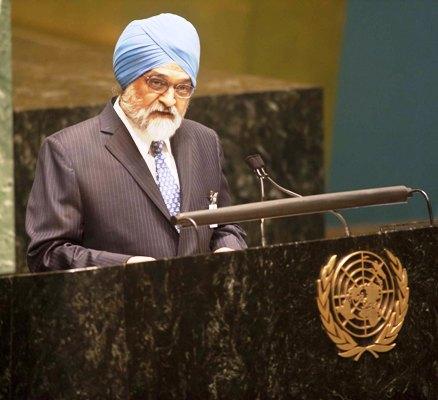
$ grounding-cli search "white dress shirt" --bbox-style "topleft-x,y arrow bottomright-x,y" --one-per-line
113,97 -> 180,187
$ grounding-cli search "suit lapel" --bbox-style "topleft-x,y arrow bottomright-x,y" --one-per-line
171,122 -> 193,213
100,102 -> 170,221
171,123 -> 195,256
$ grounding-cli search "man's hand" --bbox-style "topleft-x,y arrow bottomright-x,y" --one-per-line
126,256 -> 156,264
213,247 -> 235,253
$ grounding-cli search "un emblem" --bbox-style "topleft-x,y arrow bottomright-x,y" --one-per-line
316,250 -> 409,361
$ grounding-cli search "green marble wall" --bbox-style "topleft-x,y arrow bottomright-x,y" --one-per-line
0,0 -> 15,274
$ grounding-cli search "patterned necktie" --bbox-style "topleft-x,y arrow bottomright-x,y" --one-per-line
150,141 -> 181,218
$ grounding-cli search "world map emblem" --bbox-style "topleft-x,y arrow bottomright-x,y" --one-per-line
316,250 -> 409,361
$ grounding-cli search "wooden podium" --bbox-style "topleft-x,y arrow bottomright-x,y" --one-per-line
0,226 -> 436,399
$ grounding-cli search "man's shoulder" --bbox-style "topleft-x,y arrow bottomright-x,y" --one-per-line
42,110 -> 108,156
180,118 -> 215,135
49,114 -> 100,142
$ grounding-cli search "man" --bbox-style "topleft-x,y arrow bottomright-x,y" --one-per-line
26,13 -> 246,272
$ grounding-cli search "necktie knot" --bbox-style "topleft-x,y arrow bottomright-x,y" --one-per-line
151,140 -> 164,156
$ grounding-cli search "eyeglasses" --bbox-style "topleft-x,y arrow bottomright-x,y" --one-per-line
144,75 -> 195,99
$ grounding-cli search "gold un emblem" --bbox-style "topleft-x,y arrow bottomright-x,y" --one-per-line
316,250 -> 409,361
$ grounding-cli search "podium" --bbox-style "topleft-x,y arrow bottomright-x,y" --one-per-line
0,226 -> 436,399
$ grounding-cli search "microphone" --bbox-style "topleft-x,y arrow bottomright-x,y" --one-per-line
245,154 -> 267,177
244,154 -> 351,241
244,154 -> 268,245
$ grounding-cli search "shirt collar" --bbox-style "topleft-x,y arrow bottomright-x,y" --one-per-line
113,96 -> 172,154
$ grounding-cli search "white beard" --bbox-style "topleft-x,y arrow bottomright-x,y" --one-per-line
120,87 -> 183,142
145,107 -> 182,141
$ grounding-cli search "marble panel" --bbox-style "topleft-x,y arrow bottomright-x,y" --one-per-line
123,254 -> 233,398
260,226 -> 438,400
0,226 -> 436,399
10,266 -> 128,399
0,0 -> 15,274
122,226 -> 437,399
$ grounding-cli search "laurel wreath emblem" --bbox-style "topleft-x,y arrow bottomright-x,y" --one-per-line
316,249 -> 409,361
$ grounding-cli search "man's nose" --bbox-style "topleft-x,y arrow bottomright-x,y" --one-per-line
158,86 -> 177,108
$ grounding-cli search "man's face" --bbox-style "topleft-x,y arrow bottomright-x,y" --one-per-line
120,63 -> 192,140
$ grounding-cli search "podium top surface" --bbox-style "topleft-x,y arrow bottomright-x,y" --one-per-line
2,225 -> 436,279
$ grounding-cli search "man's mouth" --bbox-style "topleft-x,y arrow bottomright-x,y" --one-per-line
149,110 -> 174,119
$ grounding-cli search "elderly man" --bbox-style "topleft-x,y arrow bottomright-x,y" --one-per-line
26,13 -> 247,272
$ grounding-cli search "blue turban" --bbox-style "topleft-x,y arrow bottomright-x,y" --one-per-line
113,13 -> 200,89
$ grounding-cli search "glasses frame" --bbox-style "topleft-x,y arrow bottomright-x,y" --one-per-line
144,75 -> 195,99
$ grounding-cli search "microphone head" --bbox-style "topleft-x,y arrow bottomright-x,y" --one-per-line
245,154 -> 266,171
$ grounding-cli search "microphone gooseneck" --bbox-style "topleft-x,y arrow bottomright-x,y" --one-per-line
245,154 -> 268,245
244,154 -> 351,238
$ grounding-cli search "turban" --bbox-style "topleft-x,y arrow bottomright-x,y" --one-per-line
113,13 -> 201,89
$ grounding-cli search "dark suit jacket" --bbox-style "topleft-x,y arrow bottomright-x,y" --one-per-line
26,101 -> 246,272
